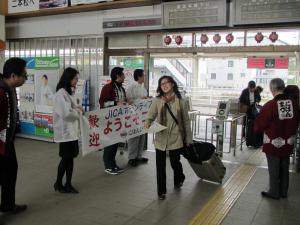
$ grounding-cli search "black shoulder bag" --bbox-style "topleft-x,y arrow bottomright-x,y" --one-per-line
165,103 -> 215,164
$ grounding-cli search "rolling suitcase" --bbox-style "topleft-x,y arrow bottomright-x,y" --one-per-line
189,153 -> 226,183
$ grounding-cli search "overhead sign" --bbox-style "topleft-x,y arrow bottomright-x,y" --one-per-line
247,58 -> 289,69
103,17 -> 161,32
8,0 -> 39,13
70,0 -> 112,6
234,0 -> 300,25
162,0 -> 227,29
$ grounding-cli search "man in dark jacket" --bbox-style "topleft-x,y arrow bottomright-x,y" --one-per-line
239,80 -> 261,119
239,80 -> 262,147
0,58 -> 27,213
254,78 -> 299,200
99,67 -> 127,175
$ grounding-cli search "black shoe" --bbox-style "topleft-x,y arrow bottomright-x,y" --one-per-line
280,194 -> 287,198
64,185 -> 79,194
261,191 -> 280,200
174,175 -> 185,189
158,194 -> 166,200
1,204 -> 27,214
128,159 -> 138,167
54,182 -> 68,193
136,157 -> 149,163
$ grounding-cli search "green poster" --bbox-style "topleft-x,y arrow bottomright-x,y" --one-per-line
265,59 -> 275,68
35,57 -> 59,69
34,113 -> 54,138
35,127 -> 54,138
124,57 -> 144,69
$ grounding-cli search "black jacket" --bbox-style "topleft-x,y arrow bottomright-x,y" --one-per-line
239,88 -> 261,107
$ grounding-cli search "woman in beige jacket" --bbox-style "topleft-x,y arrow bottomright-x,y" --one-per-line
145,76 -> 192,200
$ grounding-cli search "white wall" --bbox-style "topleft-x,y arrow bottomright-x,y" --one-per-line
0,15 -> 5,72
6,5 -> 161,39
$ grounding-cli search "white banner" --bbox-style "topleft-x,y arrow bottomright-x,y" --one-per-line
80,99 -> 153,156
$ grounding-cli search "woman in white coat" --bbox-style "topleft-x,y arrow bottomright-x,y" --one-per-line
53,67 -> 83,194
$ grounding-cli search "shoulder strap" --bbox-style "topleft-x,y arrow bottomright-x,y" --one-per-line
165,103 -> 178,125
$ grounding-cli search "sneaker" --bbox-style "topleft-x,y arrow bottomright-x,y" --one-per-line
114,166 -> 125,173
104,168 -> 119,175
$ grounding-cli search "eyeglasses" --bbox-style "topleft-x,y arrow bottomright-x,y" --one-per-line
160,81 -> 171,87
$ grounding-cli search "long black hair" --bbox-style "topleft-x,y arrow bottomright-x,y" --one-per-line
156,75 -> 181,98
56,67 -> 79,95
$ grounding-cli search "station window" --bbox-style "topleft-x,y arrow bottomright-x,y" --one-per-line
227,73 -> 233,80
240,73 -> 245,78
228,60 -> 234,67
211,73 -> 216,80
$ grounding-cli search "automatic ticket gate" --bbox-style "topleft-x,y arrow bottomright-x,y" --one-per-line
206,100 -> 245,156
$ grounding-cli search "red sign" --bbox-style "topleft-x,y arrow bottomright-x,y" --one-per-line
247,57 -> 289,69
275,58 -> 289,69
247,58 -> 265,69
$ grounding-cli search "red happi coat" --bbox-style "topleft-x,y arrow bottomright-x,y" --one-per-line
254,94 -> 300,157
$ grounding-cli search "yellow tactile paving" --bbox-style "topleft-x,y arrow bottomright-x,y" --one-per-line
189,164 -> 257,225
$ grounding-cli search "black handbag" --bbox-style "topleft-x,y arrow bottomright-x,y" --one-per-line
165,103 -> 215,164
182,141 -> 215,164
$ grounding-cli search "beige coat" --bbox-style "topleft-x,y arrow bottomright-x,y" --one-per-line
146,97 -> 192,151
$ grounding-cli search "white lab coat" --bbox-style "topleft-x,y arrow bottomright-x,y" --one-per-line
53,88 -> 81,143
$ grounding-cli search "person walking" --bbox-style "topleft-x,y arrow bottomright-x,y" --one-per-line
145,75 -> 192,200
254,78 -> 299,199
53,67 -> 83,194
126,69 -> 149,167
0,58 -> 28,213
99,67 -> 127,175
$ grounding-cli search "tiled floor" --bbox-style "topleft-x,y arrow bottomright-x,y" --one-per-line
0,138 -> 299,225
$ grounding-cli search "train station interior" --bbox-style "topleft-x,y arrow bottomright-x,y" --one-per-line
0,1 -> 300,225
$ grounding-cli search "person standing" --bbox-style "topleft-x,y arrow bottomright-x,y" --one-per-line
99,67 -> 126,175
0,58 -> 27,213
239,80 -> 262,147
53,67 -> 83,193
254,78 -> 299,199
145,75 -> 192,200
126,69 -> 149,167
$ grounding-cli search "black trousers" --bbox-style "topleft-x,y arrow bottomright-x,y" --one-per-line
0,142 -> 18,210
103,143 -> 119,169
266,154 -> 290,197
155,149 -> 185,196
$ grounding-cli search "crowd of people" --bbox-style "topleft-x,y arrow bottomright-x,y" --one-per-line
0,57 -> 299,223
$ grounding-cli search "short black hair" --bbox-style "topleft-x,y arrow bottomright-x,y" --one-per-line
248,80 -> 256,89
110,67 -> 124,82
56,67 -> 79,95
42,74 -> 48,80
3,57 -> 27,79
133,69 -> 144,81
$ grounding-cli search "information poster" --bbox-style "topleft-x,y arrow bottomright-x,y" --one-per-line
34,113 -> 54,138
19,58 -> 36,135
34,57 -> 60,114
